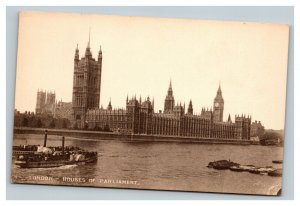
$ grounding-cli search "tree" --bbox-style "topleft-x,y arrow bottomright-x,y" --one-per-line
62,119 -> 68,129
261,131 -> 281,140
84,121 -> 89,130
36,118 -> 43,128
260,130 -> 282,145
21,117 -> 28,127
73,122 -> 78,130
103,124 -> 110,132
49,119 -> 55,128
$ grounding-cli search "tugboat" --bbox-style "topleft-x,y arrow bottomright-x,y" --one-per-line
14,132 -> 98,168
13,130 -> 57,156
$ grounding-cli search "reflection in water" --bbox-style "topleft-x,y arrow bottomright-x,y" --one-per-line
12,134 -> 283,195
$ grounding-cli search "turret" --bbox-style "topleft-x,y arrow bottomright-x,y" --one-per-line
71,32 -> 102,129
187,99 -> 193,115
164,79 -> 175,114
74,44 -> 79,62
85,30 -> 92,58
152,97 -> 155,111
98,45 -> 102,61
227,114 -> 232,123
107,98 -> 112,111
213,83 -> 224,122
168,80 -> 173,96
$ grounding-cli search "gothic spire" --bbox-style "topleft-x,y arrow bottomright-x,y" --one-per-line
215,83 -> 224,101
167,79 -> 173,96
168,79 -> 172,91
75,44 -> 79,60
164,79 -> 175,114
217,83 -> 222,95
152,97 -> 155,110
85,28 -> 92,57
107,98 -> 112,111
188,99 -> 193,115
98,45 -> 102,60
228,114 -> 232,123
88,27 -> 91,48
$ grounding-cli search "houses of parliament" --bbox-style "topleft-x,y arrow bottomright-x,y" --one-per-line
36,39 -> 253,140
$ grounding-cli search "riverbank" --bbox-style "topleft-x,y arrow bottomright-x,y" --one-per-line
14,127 -> 257,145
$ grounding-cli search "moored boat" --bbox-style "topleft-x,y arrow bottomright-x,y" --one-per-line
209,160 -> 281,176
268,169 -> 283,177
207,160 -> 239,170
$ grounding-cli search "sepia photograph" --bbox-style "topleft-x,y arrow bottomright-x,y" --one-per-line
11,11 -> 289,196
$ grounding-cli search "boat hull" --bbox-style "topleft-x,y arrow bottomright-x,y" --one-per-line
15,156 -> 98,168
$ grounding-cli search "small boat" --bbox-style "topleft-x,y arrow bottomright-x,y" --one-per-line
12,130 -> 68,156
272,160 -> 283,164
209,159 -> 280,176
207,160 -> 239,170
14,132 -> 98,169
15,151 -> 98,168
268,169 -> 283,177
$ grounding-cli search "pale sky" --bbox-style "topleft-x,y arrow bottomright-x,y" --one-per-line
15,11 -> 289,130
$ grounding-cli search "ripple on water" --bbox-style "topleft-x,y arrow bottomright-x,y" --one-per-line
11,134 -> 283,195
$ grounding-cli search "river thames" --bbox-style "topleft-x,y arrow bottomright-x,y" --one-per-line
11,134 -> 283,195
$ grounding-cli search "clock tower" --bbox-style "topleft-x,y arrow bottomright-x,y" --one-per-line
213,84 -> 224,122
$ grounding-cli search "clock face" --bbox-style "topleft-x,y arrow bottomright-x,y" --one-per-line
214,102 -> 219,107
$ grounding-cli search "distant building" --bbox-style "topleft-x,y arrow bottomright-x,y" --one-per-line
67,42 -> 252,140
31,38 -> 258,141
250,120 -> 265,137
54,100 -> 73,120
35,90 -> 56,115
86,85 -> 252,140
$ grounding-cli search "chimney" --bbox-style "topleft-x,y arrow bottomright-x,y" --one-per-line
43,129 -> 48,147
62,136 -> 65,155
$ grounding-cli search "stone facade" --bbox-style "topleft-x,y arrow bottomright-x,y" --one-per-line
86,85 -> 251,140
54,100 -> 73,120
250,120 -> 265,137
164,81 -> 175,114
34,40 -> 254,141
35,90 -> 56,115
213,85 -> 224,122
72,40 -> 102,128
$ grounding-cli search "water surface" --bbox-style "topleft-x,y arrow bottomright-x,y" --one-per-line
11,134 -> 283,195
